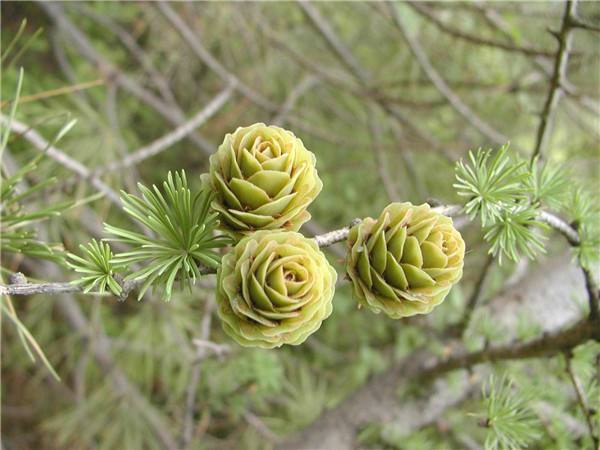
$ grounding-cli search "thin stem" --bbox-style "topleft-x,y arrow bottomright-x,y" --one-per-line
531,0 -> 578,161
97,85 -> 234,173
1,115 -> 121,205
453,254 -> 495,336
564,351 -> 600,449
387,2 -> 508,145
537,210 -> 580,245
180,297 -> 214,450
408,2 -> 557,58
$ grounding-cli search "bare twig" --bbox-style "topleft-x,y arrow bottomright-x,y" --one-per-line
531,0 -> 578,161
97,85 -> 234,173
40,2 -> 215,156
452,254 -> 495,336
272,75 -> 319,126
156,1 -> 277,112
0,280 -> 80,296
564,351 -> 600,449
1,115 -> 121,205
312,219 -> 361,248
73,3 -> 178,106
367,105 -> 399,201
387,2 -> 508,145
314,204 -> 462,248
181,297 -> 215,450
409,2 -> 557,58
537,210 -> 580,245
292,1 -> 454,160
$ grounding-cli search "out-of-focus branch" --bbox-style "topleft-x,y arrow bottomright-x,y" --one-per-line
387,2 -> 508,145
181,297 -> 215,450
31,260 -> 179,450
297,0 -> 370,84
422,318 -> 598,379
531,0 -> 578,161
40,1 -> 216,156
537,210 -> 598,322
451,254 -> 495,337
0,115 -> 121,205
156,1 -> 277,112
279,255 -> 592,450
473,2 -> 599,116
367,105 -> 399,201
74,4 -> 179,106
272,75 -> 319,126
409,2 -> 557,58
40,2 -> 180,120
294,1 -> 455,160
97,85 -> 234,173
155,2 -> 372,156
564,351 -> 600,449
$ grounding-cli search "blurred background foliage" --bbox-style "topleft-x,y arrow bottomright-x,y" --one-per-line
1,1 -> 599,450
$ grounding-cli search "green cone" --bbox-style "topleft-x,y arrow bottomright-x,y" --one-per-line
202,123 -> 322,237
346,203 -> 465,318
216,230 -> 337,348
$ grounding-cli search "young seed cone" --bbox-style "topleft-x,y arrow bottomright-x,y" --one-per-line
346,202 -> 465,318
216,230 -> 337,348
202,123 -> 322,238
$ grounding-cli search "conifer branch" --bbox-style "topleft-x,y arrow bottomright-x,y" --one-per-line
531,0 -> 578,161
0,205 -> 463,297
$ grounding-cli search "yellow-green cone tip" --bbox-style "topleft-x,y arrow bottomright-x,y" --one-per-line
346,202 -> 465,319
